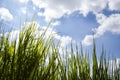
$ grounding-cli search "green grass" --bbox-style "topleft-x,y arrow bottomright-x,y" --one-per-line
0,22 -> 120,80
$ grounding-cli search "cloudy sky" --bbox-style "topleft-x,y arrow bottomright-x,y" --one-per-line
0,0 -> 120,58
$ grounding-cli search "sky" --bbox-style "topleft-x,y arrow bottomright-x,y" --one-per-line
0,0 -> 120,59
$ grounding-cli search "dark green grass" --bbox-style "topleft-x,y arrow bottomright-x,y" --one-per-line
0,22 -> 119,80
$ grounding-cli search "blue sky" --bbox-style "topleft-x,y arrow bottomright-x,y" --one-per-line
0,0 -> 120,59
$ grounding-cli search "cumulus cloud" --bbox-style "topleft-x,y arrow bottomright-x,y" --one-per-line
108,58 -> 120,74
95,14 -> 120,36
95,13 -> 107,24
21,7 -> 27,14
51,21 -> 61,26
82,35 -> 93,46
0,7 -> 13,21
38,25 -> 72,48
31,0 -> 120,46
109,58 -> 120,68
19,0 -> 29,4
55,34 -> 72,47
108,0 -> 120,11
32,0 -> 107,21
3,21 -> 73,49
3,31 -> 19,42
37,12 -> 44,16
82,14 -> 120,46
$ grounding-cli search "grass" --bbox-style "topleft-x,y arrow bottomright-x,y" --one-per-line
0,22 -> 120,80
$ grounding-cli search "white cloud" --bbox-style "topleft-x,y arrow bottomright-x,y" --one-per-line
51,21 -> 60,26
108,58 -> 120,74
0,7 -> 13,21
39,25 -> 72,48
4,30 -> 19,42
32,0 -> 107,21
109,58 -> 120,68
21,7 -> 27,14
19,0 -> 29,4
41,25 -> 73,48
82,35 -> 93,46
33,7 -> 36,11
108,0 -> 120,11
55,34 -> 72,48
60,36 -> 72,47
95,13 -> 107,24
4,21 -> 73,49
82,14 -> 120,46
95,14 -> 120,36
37,12 -> 44,16
31,0 -> 120,46
79,0 -> 107,16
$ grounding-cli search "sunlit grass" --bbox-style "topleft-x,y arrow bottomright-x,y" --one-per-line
0,22 -> 119,80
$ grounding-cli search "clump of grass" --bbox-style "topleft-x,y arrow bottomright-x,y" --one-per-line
0,21 -> 120,80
